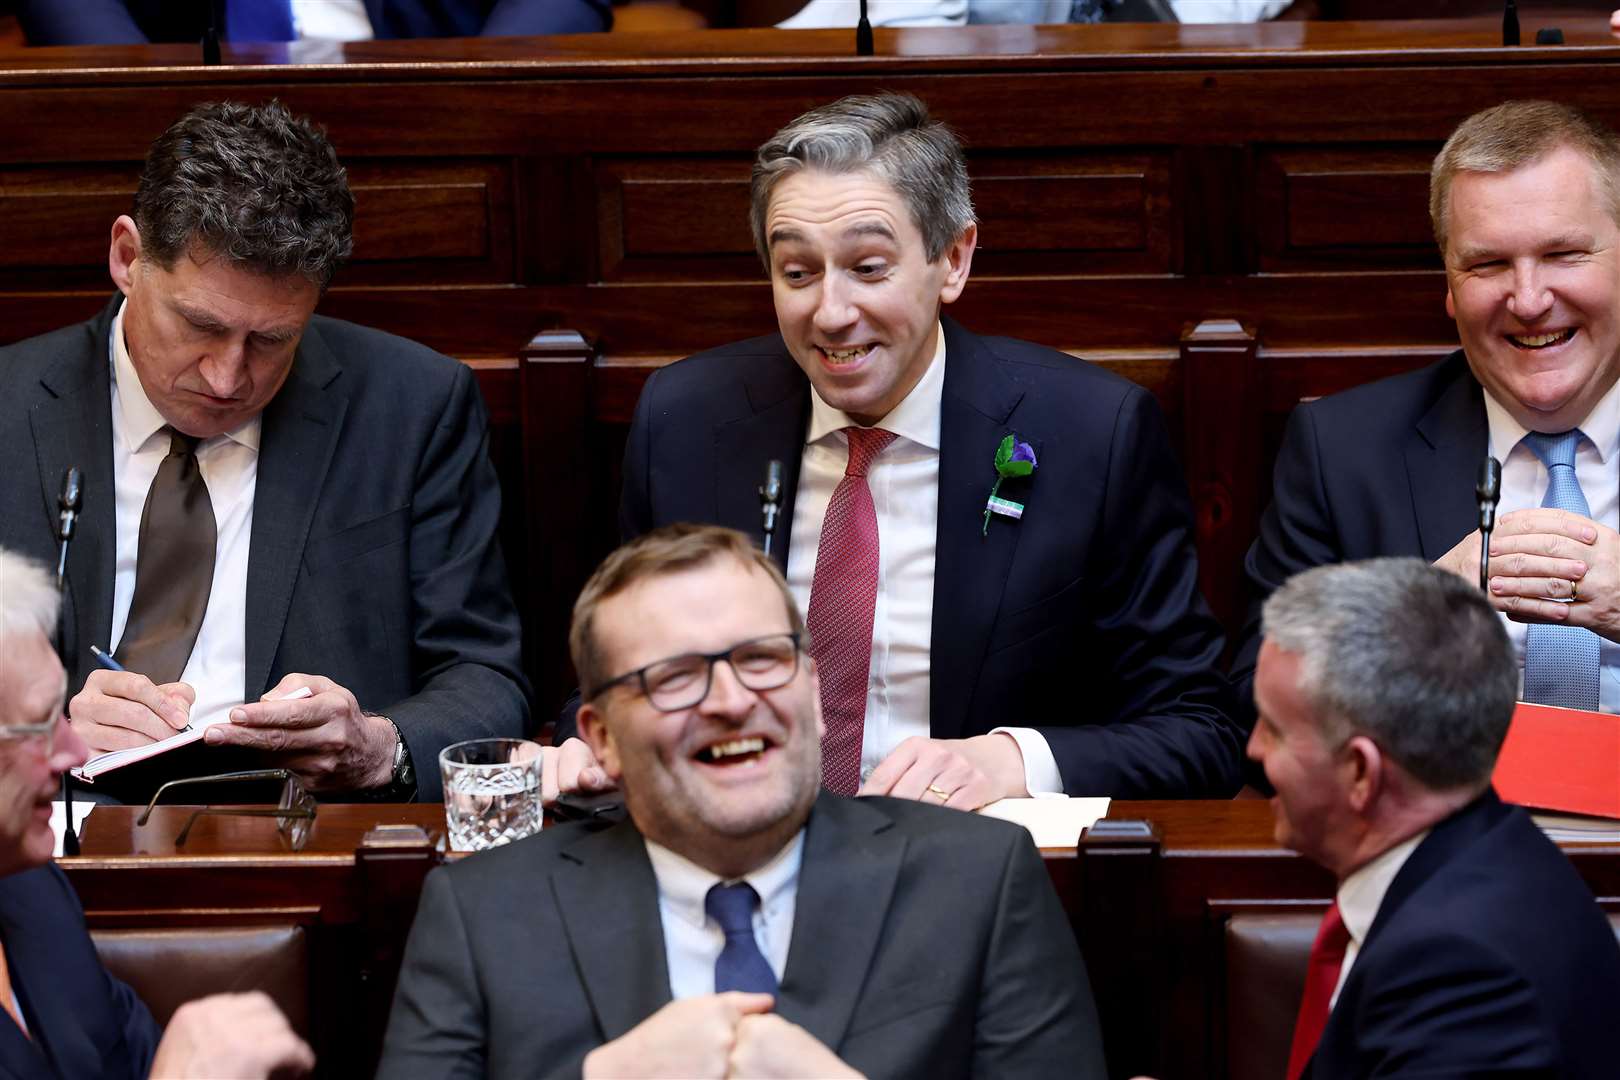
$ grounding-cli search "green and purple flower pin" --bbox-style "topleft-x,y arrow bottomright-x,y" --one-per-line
982,434 -> 1037,536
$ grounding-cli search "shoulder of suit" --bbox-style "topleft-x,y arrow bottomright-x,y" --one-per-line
434,818 -> 618,887
303,315 -> 464,382
848,794 -> 1031,852
0,317 -> 104,385
969,332 -> 1145,401
658,333 -> 794,381
1295,349 -> 1471,427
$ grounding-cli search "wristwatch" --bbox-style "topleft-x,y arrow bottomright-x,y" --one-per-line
368,714 -> 417,801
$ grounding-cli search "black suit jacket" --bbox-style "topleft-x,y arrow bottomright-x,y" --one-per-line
17,0 -> 610,44
1308,790 -> 1620,1079
0,299 -> 528,800
1233,351 -> 1486,699
378,793 -> 1106,1079
589,317 -> 1244,798
0,864 -> 158,1080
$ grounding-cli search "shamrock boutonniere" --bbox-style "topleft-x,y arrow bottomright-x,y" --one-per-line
982,434 -> 1036,536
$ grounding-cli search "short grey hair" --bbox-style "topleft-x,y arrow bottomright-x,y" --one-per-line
749,93 -> 975,267
1261,558 -> 1516,792
0,550 -> 59,643
1430,100 -> 1620,256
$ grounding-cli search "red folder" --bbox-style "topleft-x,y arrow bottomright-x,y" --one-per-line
1493,702 -> 1620,818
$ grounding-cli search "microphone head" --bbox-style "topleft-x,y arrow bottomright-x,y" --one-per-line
1475,456 -> 1502,502
59,466 -> 83,512
763,459 -> 784,502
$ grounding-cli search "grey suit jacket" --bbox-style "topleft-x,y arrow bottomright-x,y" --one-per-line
378,793 -> 1106,1079
0,298 -> 528,800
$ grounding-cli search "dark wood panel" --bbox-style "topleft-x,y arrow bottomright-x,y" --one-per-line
1257,146 -> 1439,271
595,156 -> 756,281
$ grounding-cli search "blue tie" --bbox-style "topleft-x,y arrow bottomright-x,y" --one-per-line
226,0 -> 296,41
706,882 -> 777,995
1522,430 -> 1601,711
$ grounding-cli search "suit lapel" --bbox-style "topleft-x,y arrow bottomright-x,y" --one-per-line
713,348 -> 810,572
0,874 -> 95,1080
930,319 -> 1027,740
244,325 -> 347,698
1407,358 -> 1488,561
30,305 -> 119,688
774,794 -> 906,1050
550,821 -> 672,1041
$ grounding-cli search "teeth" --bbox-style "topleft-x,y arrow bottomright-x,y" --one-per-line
701,737 -> 765,763
1510,330 -> 1573,348
821,345 -> 871,363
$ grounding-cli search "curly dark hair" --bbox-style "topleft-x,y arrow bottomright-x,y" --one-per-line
133,100 -> 354,288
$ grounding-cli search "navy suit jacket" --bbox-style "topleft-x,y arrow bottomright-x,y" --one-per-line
18,0 -> 610,45
591,317 -> 1244,798
1234,351 -> 1486,699
0,864 -> 158,1080
378,793 -> 1106,1080
0,299 -> 528,801
1308,789 -> 1620,1079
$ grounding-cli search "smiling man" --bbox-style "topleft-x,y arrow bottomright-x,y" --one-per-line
380,524 -> 1104,1079
1237,100 -> 1620,715
551,92 -> 1244,806
0,100 -> 526,802
1249,558 -> 1620,1079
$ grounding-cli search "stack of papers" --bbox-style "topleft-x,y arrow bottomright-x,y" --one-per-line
978,796 -> 1111,847
1533,812 -> 1620,844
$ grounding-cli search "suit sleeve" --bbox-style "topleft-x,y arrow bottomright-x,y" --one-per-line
385,362 -> 530,799
1031,387 -> 1247,797
972,833 -> 1106,1078
481,0 -> 611,34
376,868 -> 489,1080
17,1 -> 150,44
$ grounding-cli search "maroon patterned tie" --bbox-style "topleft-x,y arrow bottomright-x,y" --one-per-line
807,426 -> 896,795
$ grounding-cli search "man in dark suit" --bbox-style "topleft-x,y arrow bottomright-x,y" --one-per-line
549,92 -> 1243,806
17,0 -> 609,45
1250,557 -> 1620,1079
381,524 -> 1105,1079
0,547 -> 313,1078
1237,101 -> 1620,712
0,100 -> 526,801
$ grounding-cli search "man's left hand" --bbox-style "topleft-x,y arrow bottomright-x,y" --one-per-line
858,733 -> 1027,810
1486,511 -> 1620,642
727,1013 -> 864,1079
204,675 -> 397,792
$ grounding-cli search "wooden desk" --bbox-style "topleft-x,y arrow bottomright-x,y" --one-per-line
60,799 -> 1620,1079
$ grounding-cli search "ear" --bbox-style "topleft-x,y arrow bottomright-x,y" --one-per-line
1342,734 -> 1383,815
109,216 -> 143,297
577,702 -> 623,785
937,222 -> 977,306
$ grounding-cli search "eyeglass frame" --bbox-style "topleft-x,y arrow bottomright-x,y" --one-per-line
0,711 -> 60,750
136,769 -> 318,851
586,631 -> 806,713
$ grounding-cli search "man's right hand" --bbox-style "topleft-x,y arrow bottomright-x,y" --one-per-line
149,991 -> 313,1079
541,737 -> 617,806
582,993 -> 774,1079
68,670 -> 193,754
1434,509 -> 1593,601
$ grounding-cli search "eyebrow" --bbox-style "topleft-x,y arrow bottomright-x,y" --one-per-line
175,303 -> 300,343
767,220 -> 899,252
1454,234 -> 1591,263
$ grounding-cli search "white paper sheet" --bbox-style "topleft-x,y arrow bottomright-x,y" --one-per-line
51,801 -> 95,857
978,796 -> 1111,847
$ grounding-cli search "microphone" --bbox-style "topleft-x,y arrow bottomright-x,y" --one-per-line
55,466 -> 83,857
855,0 -> 873,57
759,459 -> 784,558
1503,0 -> 1520,46
1476,455 -> 1502,594
203,0 -> 221,65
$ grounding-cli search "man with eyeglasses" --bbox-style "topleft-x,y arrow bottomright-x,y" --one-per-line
380,523 -> 1105,1080
0,547 -> 313,1078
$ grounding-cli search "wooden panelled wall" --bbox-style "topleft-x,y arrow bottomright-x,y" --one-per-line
3,21 -> 1619,714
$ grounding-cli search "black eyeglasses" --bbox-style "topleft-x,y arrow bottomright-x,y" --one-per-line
136,769 -> 318,851
589,632 -> 804,713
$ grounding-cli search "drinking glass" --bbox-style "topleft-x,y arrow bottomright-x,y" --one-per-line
440,738 -> 544,852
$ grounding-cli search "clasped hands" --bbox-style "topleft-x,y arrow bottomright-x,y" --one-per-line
582,993 -> 863,1080
1437,508 -> 1620,639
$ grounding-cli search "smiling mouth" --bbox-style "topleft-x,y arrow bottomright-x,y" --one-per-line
817,344 -> 873,368
1507,329 -> 1576,350
694,736 -> 769,766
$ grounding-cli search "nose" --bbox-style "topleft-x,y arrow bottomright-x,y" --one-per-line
812,275 -> 858,336
698,659 -> 757,723
198,340 -> 250,398
1244,723 -> 1263,763
49,714 -> 90,776
1506,260 -> 1554,323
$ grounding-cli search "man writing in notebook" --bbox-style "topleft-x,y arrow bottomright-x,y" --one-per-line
0,100 -> 526,801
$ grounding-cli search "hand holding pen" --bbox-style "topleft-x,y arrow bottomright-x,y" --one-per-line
71,646 -> 195,753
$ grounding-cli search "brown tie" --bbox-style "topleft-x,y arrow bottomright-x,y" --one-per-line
114,429 -> 216,686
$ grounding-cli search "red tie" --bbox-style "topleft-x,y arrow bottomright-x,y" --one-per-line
807,426 -> 896,795
1287,900 -> 1351,1080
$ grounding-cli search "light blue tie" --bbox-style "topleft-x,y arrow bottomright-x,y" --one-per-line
226,0 -> 296,41
1522,430 -> 1601,711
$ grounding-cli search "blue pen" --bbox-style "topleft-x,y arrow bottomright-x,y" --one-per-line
89,645 -> 126,672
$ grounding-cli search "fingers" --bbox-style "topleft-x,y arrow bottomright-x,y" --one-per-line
68,671 -> 191,751
1498,594 -> 1576,625
717,991 -> 776,1018
858,739 -> 919,797
1494,508 -> 1599,544
858,738 -> 984,808
1490,575 -> 1581,602
227,686 -> 348,731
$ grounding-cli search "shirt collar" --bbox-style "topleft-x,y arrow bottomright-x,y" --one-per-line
1336,828 -> 1428,948
109,298 -> 262,455
644,829 -> 805,932
804,321 -> 945,452
1482,376 -> 1620,466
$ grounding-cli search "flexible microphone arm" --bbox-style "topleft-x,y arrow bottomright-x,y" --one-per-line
1502,0 -> 1520,46
759,460 -> 785,558
855,0 -> 873,56
55,466 -> 83,857
1477,456 -> 1502,594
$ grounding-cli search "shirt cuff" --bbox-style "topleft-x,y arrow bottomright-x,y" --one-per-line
991,727 -> 1063,796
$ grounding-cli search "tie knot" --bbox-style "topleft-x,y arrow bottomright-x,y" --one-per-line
165,427 -> 202,456
705,882 -> 760,937
1524,429 -> 1582,471
842,427 -> 896,477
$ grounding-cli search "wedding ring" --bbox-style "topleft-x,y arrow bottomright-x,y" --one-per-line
1571,579 -> 1580,602
927,784 -> 950,800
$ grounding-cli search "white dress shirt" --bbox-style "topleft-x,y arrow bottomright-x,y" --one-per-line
646,832 -> 804,1000
291,0 -> 374,41
109,300 -> 258,730
785,324 -> 1063,794
1482,378 -> 1620,710
1329,830 -> 1428,1009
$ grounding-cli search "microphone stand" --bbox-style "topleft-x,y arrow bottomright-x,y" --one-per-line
203,0 -> 222,65
855,0 -> 873,57
759,460 -> 784,558
1476,456 -> 1501,594
1502,0 -> 1520,46
56,467 -> 83,857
